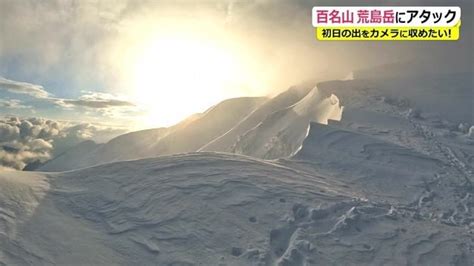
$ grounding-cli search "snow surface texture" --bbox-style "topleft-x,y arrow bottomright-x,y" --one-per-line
1,153 -> 472,265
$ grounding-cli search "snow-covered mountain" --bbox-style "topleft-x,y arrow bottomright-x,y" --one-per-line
41,71 -> 472,172
3,68 -> 473,265
39,85 -> 344,171
39,97 -> 266,171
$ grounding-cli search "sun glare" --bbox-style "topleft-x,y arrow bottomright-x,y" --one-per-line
130,35 -> 252,127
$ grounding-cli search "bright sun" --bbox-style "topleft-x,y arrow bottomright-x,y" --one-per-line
130,35 -> 254,127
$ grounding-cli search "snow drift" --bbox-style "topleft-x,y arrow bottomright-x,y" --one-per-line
1,153 -> 472,265
231,87 -> 343,159
292,122 -> 443,204
199,86 -> 312,153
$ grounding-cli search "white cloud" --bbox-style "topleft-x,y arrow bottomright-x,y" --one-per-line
0,116 -> 128,170
0,77 -> 137,116
29,139 -> 53,151
0,77 -> 50,98
65,91 -> 135,109
0,99 -> 31,109
59,98 -> 135,109
0,123 -> 20,142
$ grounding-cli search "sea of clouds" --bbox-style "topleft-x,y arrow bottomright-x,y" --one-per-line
0,116 -> 126,170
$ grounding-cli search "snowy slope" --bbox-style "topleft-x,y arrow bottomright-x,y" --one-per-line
231,87 -> 343,159
39,127 -> 169,171
1,153 -> 473,265
292,122 -> 443,204
199,86 -> 312,152
148,97 -> 267,155
287,72 -> 474,232
319,72 -> 473,124
36,140 -> 102,172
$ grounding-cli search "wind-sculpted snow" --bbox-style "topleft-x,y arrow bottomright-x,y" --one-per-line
199,86 -> 312,153
318,72 -> 473,124
267,201 -> 471,265
1,153 -> 472,265
231,87 -> 343,159
292,122 -> 444,203
0,171 -> 50,261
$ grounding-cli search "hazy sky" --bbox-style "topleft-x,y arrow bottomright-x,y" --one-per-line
0,0 -> 472,128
